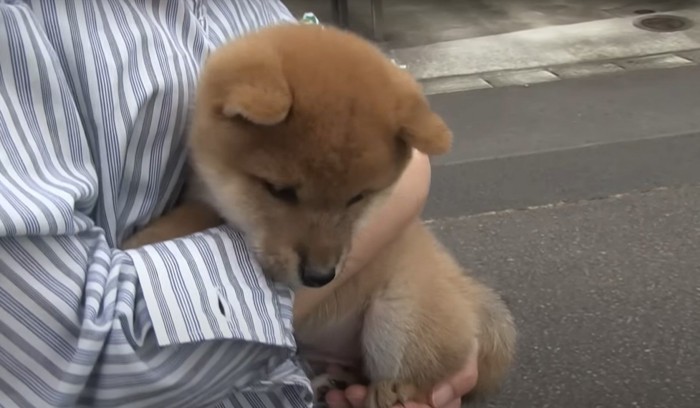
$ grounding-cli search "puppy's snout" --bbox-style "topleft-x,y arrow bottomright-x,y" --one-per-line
299,255 -> 336,288
300,267 -> 335,288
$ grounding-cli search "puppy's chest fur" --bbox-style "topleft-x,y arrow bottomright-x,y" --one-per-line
297,307 -> 364,369
295,262 -> 391,370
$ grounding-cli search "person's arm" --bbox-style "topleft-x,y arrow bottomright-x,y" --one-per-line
0,3 -> 310,407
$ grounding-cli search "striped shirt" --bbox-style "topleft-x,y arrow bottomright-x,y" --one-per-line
0,1 -> 314,407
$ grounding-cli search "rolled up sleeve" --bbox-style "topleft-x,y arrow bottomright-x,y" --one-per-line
1,229 -> 311,408
127,227 -> 296,349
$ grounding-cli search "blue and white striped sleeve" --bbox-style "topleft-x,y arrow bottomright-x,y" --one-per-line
0,1 -> 312,407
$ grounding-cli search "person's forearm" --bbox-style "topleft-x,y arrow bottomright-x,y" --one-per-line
293,149 -> 432,319
342,149 -> 431,276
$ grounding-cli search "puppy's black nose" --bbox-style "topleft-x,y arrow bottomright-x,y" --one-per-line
299,263 -> 336,288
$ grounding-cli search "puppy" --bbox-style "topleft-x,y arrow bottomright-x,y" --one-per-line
123,24 -> 516,408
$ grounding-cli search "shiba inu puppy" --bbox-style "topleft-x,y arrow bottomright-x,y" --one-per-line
123,24 -> 516,408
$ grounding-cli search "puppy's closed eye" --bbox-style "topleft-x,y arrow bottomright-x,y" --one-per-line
261,180 -> 298,204
347,191 -> 372,207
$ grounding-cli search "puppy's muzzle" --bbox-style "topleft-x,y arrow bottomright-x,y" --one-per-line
299,256 -> 336,288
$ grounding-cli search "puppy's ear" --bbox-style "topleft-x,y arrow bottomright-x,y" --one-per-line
207,41 -> 292,126
396,80 -> 452,155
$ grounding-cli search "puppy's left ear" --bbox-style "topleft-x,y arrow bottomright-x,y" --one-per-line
203,39 -> 292,126
396,81 -> 452,155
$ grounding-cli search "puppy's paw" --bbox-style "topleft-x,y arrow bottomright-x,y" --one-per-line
367,380 -> 420,408
310,369 -> 359,404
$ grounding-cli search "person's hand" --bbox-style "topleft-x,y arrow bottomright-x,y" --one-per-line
324,341 -> 479,408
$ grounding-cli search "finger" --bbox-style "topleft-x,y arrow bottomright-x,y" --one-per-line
326,389 -> 352,408
431,340 -> 480,407
395,395 -> 463,408
431,363 -> 478,407
403,401 -> 459,408
451,347 -> 480,397
443,399 -> 461,408
345,385 -> 368,408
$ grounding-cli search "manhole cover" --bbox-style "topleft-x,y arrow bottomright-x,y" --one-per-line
634,14 -> 694,32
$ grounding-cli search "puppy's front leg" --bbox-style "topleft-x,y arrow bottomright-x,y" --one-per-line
361,282 -> 477,408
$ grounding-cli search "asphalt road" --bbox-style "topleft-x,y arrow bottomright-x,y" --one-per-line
430,185 -> 700,408
424,65 -> 700,220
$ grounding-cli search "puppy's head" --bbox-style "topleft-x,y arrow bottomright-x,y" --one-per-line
189,24 -> 452,289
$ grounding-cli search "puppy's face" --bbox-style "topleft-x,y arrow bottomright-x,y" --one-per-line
197,121 -> 408,289
189,25 -> 452,289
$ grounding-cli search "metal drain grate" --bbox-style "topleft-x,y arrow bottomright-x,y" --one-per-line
634,14 -> 694,32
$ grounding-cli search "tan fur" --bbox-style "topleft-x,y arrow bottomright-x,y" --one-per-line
123,24 -> 515,408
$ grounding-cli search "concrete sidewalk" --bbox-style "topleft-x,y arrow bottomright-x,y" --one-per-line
285,0 -> 700,91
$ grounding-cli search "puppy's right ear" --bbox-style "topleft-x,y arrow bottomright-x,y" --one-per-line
205,41 -> 292,126
396,93 -> 452,156
392,69 -> 452,155
398,101 -> 452,156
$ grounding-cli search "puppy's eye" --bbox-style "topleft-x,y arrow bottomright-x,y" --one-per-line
262,180 -> 298,204
346,193 -> 366,207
